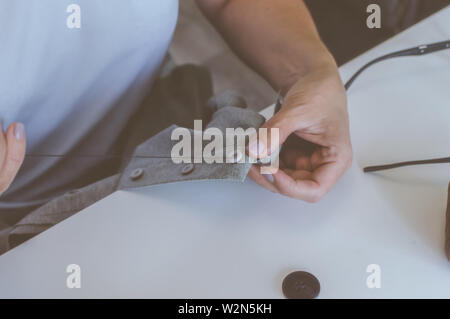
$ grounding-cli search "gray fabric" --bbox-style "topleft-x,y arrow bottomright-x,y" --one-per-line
1,64 -> 265,254
119,106 -> 265,190
8,175 -> 121,249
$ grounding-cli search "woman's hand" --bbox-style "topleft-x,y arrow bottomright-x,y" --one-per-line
248,63 -> 353,203
0,122 -> 26,195
198,0 -> 352,202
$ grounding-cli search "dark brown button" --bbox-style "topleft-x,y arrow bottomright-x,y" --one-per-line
130,168 -> 144,181
282,271 -> 320,299
181,163 -> 195,175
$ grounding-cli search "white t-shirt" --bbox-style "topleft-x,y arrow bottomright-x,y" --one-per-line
0,0 -> 178,212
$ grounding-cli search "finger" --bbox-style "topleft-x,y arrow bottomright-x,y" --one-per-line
281,148 -> 303,168
295,156 -> 313,171
248,110 -> 295,159
247,165 -> 279,194
272,160 -> 347,203
272,169 -> 323,202
0,123 -> 26,194
285,169 -> 314,180
281,148 -> 313,171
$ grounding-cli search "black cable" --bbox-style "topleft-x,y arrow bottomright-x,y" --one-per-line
364,157 -> 450,173
343,40 -> 450,173
345,40 -> 450,90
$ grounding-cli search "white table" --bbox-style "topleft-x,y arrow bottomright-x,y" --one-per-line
0,7 -> 449,299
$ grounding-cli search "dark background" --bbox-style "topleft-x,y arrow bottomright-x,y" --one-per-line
306,0 -> 450,65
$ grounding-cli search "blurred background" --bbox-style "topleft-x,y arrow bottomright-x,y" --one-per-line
169,0 -> 450,110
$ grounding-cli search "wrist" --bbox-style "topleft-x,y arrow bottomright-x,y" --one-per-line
277,46 -> 338,95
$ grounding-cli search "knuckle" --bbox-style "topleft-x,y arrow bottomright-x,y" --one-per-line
264,120 -> 280,133
269,113 -> 290,131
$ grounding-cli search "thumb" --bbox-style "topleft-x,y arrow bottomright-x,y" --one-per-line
248,111 -> 295,159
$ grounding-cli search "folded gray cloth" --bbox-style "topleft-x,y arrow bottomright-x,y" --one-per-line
2,64 -> 265,253
119,106 -> 264,190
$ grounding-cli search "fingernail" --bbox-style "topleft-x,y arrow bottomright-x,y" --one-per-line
248,140 -> 266,158
264,174 -> 274,183
14,123 -> 25,140
0,118 -> 3,132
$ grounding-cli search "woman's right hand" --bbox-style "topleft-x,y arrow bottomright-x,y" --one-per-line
0,122 -> 26,195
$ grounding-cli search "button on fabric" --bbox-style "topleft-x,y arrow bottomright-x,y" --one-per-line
130,168 -> 144,181
282,271 -> 320,299
181,163 -> 195,175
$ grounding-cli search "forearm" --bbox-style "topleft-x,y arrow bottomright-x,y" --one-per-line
197,0 -> 337,94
